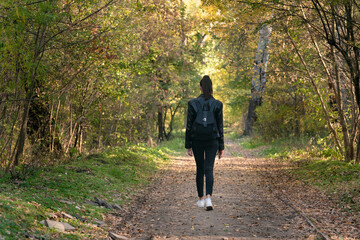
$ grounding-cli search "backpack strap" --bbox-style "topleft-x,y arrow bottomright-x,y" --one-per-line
208,98 -> 215,112
203,103 -> 208,127
204,98 -> 215,127
190,100 -> 199,113
195,100 -> 202,112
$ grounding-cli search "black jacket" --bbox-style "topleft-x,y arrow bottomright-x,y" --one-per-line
185,94 -> 224,150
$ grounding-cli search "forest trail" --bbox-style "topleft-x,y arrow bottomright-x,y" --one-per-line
118,139 -> 317,240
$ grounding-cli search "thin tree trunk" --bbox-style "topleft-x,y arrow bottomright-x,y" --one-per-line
1,105 -> 21,171
65,122 -> 78,153
98,104 -> 102,148
163,107 -> 168,140
79,126 -> 83,153
294,93 -> 300,136
336,22 -> 349,117
51,100 -> 61,152
158,107 -> 164,142
73,123 -> 80,149
11,90 -> 33,175
70,99 -> 72,138
331,45 -> 354,161
244,24 -> 272,135
49,99 -> 54,152
163,103 -> 180,140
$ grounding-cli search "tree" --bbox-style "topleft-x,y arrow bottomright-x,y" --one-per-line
244,23 -> 272,135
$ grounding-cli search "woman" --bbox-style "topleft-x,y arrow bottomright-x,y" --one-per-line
185,75 -> 224,211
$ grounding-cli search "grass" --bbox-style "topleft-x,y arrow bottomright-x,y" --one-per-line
224,127 -> 243,141
0,144 -> 169,240
239,137 -> 265,149
239,136 -> 360,212
294,159 -> 360,212
160,131 -> 186,156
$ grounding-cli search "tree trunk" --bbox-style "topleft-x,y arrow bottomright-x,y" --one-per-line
98,102 -> 102,148
158,107 -> 164,142
11,90 -> 33,176
294,93 -> 300,136
163,103 -> 180,141
51,100 -> 61,152
336,23 -> 349,118
244,24 -> 272,135
356,134 -> 360,164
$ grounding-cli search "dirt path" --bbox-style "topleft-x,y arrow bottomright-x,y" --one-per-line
116,140 -> 317,240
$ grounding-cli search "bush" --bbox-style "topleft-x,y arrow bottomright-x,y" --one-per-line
254,79 -> 327,140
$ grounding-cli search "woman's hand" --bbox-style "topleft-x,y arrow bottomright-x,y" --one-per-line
217,150 -> 224,159
187,148 -> 193,156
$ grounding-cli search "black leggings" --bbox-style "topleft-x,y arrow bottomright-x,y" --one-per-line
192,139 -> 219,198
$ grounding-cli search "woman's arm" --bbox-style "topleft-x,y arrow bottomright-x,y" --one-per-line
216,101 -> 224,151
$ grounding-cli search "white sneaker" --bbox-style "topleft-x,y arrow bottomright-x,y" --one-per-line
205,198 -> 213,211
197,199 -> 205,208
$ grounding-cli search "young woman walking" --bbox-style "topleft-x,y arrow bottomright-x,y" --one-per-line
185,75 -> 224,211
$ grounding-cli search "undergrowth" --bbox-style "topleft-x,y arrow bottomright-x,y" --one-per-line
160,131 -> 186,156
0,144 -> 169,240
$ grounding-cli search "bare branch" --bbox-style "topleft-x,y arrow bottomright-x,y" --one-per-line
43,0 -> 116,49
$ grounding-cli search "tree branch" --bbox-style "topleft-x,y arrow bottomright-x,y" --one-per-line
284,25 -> 344,155
44,0 -> 116,48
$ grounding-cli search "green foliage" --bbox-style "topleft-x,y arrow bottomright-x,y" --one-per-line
0,0 -> 207,173
253,35 -> 328,139
240,135 -> 341,160
254,99 -> 327,139
0,145 -> 169,239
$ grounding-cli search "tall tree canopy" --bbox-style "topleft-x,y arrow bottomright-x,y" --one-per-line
1,0 -> 359,178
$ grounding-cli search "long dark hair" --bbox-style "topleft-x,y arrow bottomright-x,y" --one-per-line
200,75 -> 213,100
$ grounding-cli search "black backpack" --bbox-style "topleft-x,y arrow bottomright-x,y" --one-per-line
190,97 -> 218,140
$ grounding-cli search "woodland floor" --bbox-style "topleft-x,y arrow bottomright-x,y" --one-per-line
110,140 -> 359,240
